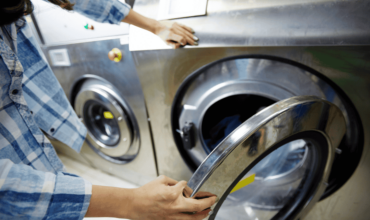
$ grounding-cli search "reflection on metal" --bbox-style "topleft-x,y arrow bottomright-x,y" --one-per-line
157,0 -> 208,20
187,96 -> 346,220
130,0 -> 370,51
74,78 -> 139,161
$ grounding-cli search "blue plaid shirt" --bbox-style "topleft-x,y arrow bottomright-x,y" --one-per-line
0,0 -> 131,219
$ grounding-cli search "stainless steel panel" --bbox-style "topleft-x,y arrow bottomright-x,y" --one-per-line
188,96 -> 346,220
42,40 -> 158,185
130,0 -> 370,51
132,45 -> 370,218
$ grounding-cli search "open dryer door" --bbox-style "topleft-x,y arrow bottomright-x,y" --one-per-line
187,96 -> 346,220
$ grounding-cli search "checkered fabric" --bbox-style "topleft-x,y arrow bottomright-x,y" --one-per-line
0,0 -> 130,219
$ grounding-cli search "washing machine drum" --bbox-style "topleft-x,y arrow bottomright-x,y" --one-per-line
186,96 -> 346,220
74,78 -> 140,163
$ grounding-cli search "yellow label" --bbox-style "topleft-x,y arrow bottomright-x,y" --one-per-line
103,111 -> 114,119
230,174 -> 255,194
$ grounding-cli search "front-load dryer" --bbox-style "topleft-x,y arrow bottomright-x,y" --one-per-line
130,0 -> 369,219
29,0 -> 157,185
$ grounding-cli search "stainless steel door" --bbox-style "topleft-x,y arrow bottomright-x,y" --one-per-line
187,96 -> 346,220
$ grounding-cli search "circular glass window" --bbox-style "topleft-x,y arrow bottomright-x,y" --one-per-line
201,94 -> 275,153
215,139 -> 315,220
83,99 -> 120,147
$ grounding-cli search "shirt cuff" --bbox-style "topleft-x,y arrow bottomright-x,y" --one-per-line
106,0 -> 132,24
48,172 -> 92,220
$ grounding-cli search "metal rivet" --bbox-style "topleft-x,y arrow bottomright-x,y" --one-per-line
148,118 -> 150,121
123,138 -> 127,142
50,128 -> 55,132
30,111 -> 33,114
118,116 -> 123,121
336,148 -> 342,154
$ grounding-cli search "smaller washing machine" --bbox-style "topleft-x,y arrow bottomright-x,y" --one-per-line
29,0 -> 158,185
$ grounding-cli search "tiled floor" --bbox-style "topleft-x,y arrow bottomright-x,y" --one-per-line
58,154 -> 138,220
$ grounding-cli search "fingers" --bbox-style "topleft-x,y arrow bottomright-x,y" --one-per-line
167,33 -> 187,46
177,23 -> 194,34
166,40 -> 182,49
165,22 -> 198,46
169,209 -> 211,220
183,185 -> 194,198
158,175 -> 178,186
172,25 -> 197,45
174,180 -> 188,192
180,196 -> 217,213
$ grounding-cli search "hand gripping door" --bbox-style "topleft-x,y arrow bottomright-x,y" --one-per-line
186,96 -> 346,220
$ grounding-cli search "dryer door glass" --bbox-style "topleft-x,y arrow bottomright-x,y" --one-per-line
187,96 -> 346,220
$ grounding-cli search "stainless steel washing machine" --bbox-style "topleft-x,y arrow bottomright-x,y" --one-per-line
130,0 -> 370,219
28,0 -> 158,185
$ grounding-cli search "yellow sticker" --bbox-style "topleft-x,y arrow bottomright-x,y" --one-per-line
230,174 -> 256,194
103,111 -> 114,119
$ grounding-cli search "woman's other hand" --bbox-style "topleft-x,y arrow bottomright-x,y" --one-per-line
154,21 -> 199,48
122,10 -> 199,49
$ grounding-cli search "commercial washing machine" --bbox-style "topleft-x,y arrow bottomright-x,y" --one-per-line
130,0 -> 370,219
28,0 -> 158,185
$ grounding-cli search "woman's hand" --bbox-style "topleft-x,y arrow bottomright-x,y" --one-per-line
85,175 -> 216,220
122,9 -> 199,49
154,21 -> 199,48
129,175 -> 216,220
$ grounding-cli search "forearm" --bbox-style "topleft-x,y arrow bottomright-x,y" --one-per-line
122,9 -> 162,34
85,185 -> 136,218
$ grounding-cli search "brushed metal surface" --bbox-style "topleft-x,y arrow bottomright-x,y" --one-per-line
187,96 -> 346,220
130,0 -> 370,51
41,41 -> 158,186
132,44 -> 370,219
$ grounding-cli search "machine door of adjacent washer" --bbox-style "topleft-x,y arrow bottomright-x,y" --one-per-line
186,96 -> 346,220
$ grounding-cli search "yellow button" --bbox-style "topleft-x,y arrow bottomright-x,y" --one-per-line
230,174 -> 255,194
103,111 -> 114,119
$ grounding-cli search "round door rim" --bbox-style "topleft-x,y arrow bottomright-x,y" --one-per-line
73,76 -> 141,164
171,55 -> 364,200
75,87 -> 133,156
187,96 -> 346,220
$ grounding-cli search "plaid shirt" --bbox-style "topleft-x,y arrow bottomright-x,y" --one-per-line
0,0 -> 130,219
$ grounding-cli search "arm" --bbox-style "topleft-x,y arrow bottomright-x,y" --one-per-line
52,0 -> 198,48
0,159 -> 91,219
85,175 -> 216,220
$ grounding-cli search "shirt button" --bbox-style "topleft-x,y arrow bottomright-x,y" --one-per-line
12,89 -> 19,95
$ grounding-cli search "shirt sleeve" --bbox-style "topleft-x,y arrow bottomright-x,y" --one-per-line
0,159 -> 92,220
67,0 -> 131,24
